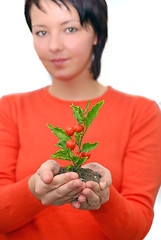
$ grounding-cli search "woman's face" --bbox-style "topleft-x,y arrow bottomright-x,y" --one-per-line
30,0 -> 97,81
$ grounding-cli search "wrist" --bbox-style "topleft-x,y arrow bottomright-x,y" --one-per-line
28,174 -> 41,201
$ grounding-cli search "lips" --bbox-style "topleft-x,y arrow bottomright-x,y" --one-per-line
50,58 -> 69,67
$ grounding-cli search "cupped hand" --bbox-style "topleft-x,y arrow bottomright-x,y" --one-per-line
28,160 -> 85,206
70,163 -> 112,210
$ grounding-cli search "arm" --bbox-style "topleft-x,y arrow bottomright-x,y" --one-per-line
0,96 -> 85,234
0,96 -> 45,233
72,101 -> 161,240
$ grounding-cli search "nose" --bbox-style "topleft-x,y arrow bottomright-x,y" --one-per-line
49,32 -> 63,53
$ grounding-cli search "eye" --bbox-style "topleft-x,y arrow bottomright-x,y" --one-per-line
65,27 -> 77,33
36,31 -> 47,36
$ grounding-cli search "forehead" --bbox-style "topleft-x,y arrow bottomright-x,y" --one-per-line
30,0 -> 80,24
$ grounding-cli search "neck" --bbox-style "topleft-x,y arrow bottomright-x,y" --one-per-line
49,75 -> 107,101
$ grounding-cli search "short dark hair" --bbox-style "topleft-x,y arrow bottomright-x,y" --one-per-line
24,0 -> 108,80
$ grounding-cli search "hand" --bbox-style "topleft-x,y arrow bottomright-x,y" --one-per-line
70,163 -> 112,210
28,160 -> 85,206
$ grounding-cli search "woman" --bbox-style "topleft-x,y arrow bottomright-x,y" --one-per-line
0,0 -> 161,239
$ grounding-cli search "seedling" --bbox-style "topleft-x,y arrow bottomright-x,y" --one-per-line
48,100 -> 104,172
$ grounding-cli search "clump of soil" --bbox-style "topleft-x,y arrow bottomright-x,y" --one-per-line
58,166 -> 101,183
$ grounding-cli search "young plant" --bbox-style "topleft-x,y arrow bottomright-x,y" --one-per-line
47,100 -> 104,172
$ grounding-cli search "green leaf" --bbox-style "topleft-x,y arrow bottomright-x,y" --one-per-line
79,107 -> 85,122
51,150 -> 72,161
81,142 -> 99,153
72,106 -> 82,124
71,104 -> 85,124
85,99 -> 91,114
47,125 -> 71,142
72,156 -> 80,164
77,157 -> 88,168
66,164 -> 74,171
55,140 -> 67,150
86,100 -> 104,130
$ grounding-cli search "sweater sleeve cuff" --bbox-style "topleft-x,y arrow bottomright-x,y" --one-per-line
89,185 -> 151,239
0,176 -> 46,233
89,185 -> 133,237
90,185 -> 125,218
21,175 -> 46,210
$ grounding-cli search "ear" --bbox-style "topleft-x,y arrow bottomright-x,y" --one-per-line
93,33 -> 98,46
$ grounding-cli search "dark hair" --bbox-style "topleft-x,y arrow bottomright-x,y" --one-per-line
24,0 -> 108,80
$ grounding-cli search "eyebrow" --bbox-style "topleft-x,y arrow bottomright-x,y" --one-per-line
32,20 -> 80,28
60,20 -> 80,25
32,24 -> 47,28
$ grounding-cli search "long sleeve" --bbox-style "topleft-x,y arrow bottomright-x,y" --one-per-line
90,99 -> 161,239
0,96 -> 45,233
0,87 -> 161,240
0,178 -> 45,233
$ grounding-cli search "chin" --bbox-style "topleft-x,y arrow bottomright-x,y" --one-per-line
52,75 -> 73,82
50,72 -> 78,82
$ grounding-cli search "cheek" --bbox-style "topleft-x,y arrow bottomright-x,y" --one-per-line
70,39 -> 93,60
33,41 -> 47,61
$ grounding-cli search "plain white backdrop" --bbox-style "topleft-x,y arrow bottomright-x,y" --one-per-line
0,0 -> 161,238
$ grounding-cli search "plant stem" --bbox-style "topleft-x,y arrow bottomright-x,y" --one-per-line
78,122 -> 86,152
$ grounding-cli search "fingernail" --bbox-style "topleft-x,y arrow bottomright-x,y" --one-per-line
70,173 -> 77,179
73,182 -> 81,187
100,181 -> 107,190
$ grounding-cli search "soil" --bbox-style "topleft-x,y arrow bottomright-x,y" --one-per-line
58,166 -> 101,183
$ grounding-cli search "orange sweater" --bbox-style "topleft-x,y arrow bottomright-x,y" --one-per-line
0,86 -> 161,240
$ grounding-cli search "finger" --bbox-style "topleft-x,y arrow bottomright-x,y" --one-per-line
85,178 -> 107,193
40,170 -> 54,184
82,188 -> 100,209
85,181 -> 100,193
99,180 -> 108,191
41,179 -> 85,206
78,194 -> 86,203
78,200 -> 89,210
76,196 -> 98,210
86,180 -> 110,204
70,200 -> 81,209
53,178 -> 84,198
52,172 -> 79,188
35,171 -> 80,196
99,170 -> 112,190
70,194 -> 86,209
54,186 -> 84,206
37,160 -> 60,183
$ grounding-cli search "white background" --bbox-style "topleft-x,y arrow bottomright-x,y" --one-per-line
0,0 -> 161,238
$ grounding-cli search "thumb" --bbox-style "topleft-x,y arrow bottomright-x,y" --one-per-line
99,180 -> 108,191
37,160 -> 60,184
41,170 -> 54,184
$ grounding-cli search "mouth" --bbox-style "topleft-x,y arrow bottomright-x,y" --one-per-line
50,58 -> 69,67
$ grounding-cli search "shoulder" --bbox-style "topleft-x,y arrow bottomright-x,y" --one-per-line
0,87 -> 49,121
0,86 -> 48,100
107,86 -> 160,114
0,86 -> 48,109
